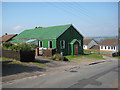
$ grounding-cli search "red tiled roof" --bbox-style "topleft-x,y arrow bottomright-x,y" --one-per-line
0,34 -> 17,42
99,39 -> 118,46
90,45 -> 100,50
83,39 -> 93,45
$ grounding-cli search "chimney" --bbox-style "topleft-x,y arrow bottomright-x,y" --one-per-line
38,27 -> 42,28
35,26 -> 42,29
5,33 -> 7,35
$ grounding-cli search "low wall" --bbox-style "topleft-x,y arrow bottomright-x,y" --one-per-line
20,50 -> 35,62
2,49 -> 35,62
2,49 -> 20,60
42,48 -> 56,57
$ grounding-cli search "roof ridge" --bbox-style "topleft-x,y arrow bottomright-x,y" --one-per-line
42,24 -> 72,28
25,24 -> 72,31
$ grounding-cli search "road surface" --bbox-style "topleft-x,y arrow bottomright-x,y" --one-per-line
2,59 -> 119,88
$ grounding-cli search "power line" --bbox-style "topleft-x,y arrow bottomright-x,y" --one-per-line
47,2 -> 113,34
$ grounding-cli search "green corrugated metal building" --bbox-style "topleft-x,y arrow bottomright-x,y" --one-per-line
11,24 -> 83,55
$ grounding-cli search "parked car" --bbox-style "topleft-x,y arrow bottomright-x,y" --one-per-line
112,52 -> 120,57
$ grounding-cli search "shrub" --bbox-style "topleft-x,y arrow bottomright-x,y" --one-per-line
19,43 -> 31,52
56,54 -> 63,60
9,45 -> 19,50
51,55 -> 56,60
51,54 -> 63,61
3,42 -> 13,48
30,43 -> 38,50
4,43 -> 37,52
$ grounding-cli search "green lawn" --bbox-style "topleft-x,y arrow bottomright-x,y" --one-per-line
2,57 -> 13,61
2,57 -> 22,64
2,57 -> 47,67
84,50 -> 112,54
65,53 -> 105,63
113,56 -> 120,59
28,62 -> 47,67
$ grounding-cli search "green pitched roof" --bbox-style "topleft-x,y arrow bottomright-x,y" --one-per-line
10,39 -> 28,43
70,39 -> 78,44
13,24 -> 72,39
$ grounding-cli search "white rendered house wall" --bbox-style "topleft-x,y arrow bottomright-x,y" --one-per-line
83,45 -> 88,49
100,45 -> 117,52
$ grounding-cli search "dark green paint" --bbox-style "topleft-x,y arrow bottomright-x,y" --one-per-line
56,25 -> 83,55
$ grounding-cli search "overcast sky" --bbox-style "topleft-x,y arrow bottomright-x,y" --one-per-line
2,2 -> 118,37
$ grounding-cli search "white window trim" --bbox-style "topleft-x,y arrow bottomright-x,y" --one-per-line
48,41 -> 53,48
78,40 -> 81,46
39,41 -> 43,47
104,46 -> 107,50
60,40 -> 65,49
108,46 -> 110,50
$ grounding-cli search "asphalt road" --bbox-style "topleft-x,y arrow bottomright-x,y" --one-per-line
2,59 -> 119,88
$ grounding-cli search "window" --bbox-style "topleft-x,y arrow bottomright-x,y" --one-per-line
101,46 -> 103,49
60,40 -> 65,49
111,46 -> 113,49
39,41 -> 43,47
108,46 -> 110,49
114,46 -> 116,50
84,45 -> 85,48
49,41 -> 53,48
105,46 -> 106,49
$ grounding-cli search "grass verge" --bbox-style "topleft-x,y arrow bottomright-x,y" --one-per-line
2,57 -> 47,67
28,62 -> 47,67
113,56 -> 120,59
2,57 -> 22,64
65,53 -> 105,63
84,50 -> 112,54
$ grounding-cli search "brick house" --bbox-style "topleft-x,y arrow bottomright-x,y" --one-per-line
83,39 -> 98,50
0,33 -> 17,46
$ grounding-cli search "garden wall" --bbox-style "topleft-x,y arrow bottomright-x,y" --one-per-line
2,49 -> 35,62
20,50 -> 35,62
2,49 -> 20,60
42,48 -> 56,57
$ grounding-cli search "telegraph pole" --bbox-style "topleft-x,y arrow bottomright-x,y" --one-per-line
118,1 -> 120,55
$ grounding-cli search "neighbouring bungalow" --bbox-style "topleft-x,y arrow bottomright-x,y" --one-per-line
0,33 -> 17,46
83,39 -> 98,50
99,39 -> 118,52
90,45 -> 100,50
11,24 -> 83,55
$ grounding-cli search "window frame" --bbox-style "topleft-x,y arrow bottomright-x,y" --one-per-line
111,46 -> 113,49
60,40 -> 65,49
78,40 -> 81,46
105,46 -> 106,49
101,46 -> 103,49
114,46 -> 116,50
39,41 -> 43,47
48,41 -> 53,48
